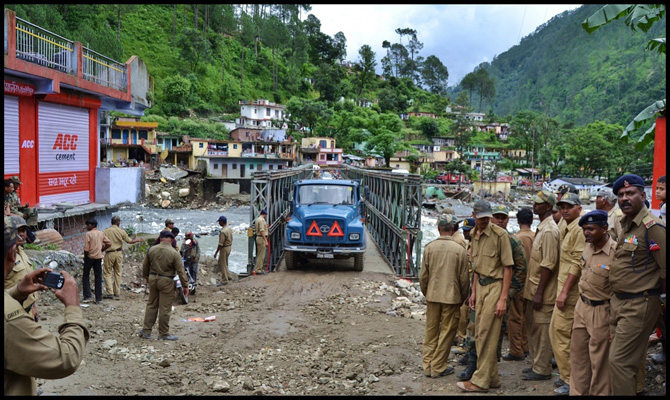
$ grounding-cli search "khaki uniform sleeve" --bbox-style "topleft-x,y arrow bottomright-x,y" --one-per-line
539,229 -> 559,271
83,231 -> 92,253
566,230 -> 586,277
102,234 -> 112,248
121,229 -> 132,243
500,232 -> 514,268
459,249 -> 470,303
419,246 -> 430,296
142,250 -> 151,278
5,302 -> 89,380
649,224 -> 666,280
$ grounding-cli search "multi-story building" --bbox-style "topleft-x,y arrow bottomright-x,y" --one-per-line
299,137 -> 343,166
236,99 -> 287,128
100,117 -> 158,165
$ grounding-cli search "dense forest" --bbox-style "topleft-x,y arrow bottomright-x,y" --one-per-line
6,4 -> 665,181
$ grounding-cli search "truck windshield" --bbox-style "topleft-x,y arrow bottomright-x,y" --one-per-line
298,185 -> 355,205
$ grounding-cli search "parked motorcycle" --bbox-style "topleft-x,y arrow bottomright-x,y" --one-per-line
182,256 -> 198,296
174,265 -> 194,305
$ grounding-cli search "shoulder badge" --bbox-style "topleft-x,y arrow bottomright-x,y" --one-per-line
649,239 -> 660,252
643,216 -> 656,229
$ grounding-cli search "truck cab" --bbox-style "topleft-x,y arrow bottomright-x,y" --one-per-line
282,178 -> 367,271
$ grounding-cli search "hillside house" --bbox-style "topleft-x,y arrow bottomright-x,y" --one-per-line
236,99 -> 287,128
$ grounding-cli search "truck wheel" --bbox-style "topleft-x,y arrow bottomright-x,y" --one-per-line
285,251 -> 296,270
353,253 -> 364,271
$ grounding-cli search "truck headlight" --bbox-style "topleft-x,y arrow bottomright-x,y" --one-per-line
349,233 -> 360,241
290,232 -> 301,240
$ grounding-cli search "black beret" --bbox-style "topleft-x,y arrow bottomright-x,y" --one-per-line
612,174 -> 645,195
579,210 -> 609,227
159,230 -> 175,239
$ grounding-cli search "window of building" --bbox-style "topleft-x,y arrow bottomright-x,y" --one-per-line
111,129 -> 121,139
199,142 -> 204,148
213,163 -> 219,169
330,140 -> 334,148
254,108 -> 257,114
320,154 -> 326,160
257,164 -> 262,171
319,140 -> 327,149
266,108 -> 271,116
233,144 -> 238,149
269,165 -> 273,170
232,163 -> 237,170
138,130 -> 148,140
157,138 -> 163,144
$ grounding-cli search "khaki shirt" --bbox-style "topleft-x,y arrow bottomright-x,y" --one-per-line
516,227 -> 535,261
610,207 -> 666,294
4,287 -> 89,396
579,236 -> 617,301
84,228 -> 111,260
607,206 -> 623,242
523,217 -> 560,304
471,223 -> 514,280
180,239 -> 200,260
557,218 -> 586,306
452,230 -> 467,249
558,217 -> 567,237
509,233 -> 527,294
420,236 -> 469,305
255,216 -> 268,237
104,225 -> 133,251
219,226 -> 233,248
4,246 -> 39,315
142,242 -> 188,287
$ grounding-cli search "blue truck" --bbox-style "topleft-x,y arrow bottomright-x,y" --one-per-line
282,178 -> 367,271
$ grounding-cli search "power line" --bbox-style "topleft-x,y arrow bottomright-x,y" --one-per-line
517,5 -> 527,44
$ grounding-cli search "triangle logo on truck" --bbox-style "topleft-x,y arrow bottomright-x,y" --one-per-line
306,220 -> 323,236
327,221 -> 344,237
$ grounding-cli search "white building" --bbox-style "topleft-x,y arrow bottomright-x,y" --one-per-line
236,99 -> 287,128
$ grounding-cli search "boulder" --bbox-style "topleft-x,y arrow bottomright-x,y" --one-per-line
160,166 -> 188,181
35,229 -> 64,249
178,188 -> 190,197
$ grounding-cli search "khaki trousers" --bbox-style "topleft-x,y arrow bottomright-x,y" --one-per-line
507,290 -> 528,357
422,302 -> 460,376
103,252 -> 123,296
255,237 -> 267,272
549,302 -> 575,383
142,275 -> 176,337
471,281 -> 503,389
609,294 -> 661,395
457,302 -> 470,339
569,299 -> 611,395
527,299 -> 554,376
218,246 -> 232,281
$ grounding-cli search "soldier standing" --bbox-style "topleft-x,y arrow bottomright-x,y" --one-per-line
570,210 -> 615,395
214,216 -> 233,285
550,193 -> 586,394
254,209 -> 269,275
103,215 -> 144,299
608,174 -> 665,395
420,214 -> 469,378
139,230 -> 189,341
522,190 -> 560,381
457,200 -> 514,392
4,216 -> 40,321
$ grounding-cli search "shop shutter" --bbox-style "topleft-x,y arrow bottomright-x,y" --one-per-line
38,102 -> 90,205
4,95 -> 20,174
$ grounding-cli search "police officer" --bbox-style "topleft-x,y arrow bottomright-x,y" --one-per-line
595,188 -> 623,241
490,205 -> 527,364
456,218 -> 475,346
4,216 -> 89,395
420,214 -> 469,378
457,200 -> 514,392
4,216 -> 40,321
7,176 -> 39,243
139,230 -> 189,341
254,209 -> 269,274
103,215 -> 144,299
550,192 -> 586,394
522,189 -> 560,381
608,174 -> 665,395
457,218 -> 478,381
163,218 -> 175,232
570,210 -> 615,395
555,183 -> 578,232
214,215 -> 233,285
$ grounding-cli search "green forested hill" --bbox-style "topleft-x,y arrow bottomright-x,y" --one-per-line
448,4 -> 666,128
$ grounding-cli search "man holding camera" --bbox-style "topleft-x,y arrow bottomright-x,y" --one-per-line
4,216 -> 89,395
4,216 -> 41,321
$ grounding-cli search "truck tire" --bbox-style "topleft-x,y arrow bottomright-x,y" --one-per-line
285,251 -> 296,270
353,253 -> 364,271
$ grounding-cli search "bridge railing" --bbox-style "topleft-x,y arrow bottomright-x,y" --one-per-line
247,165 -> 313,274
341,165 -> 423,278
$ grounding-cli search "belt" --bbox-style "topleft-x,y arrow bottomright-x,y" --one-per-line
580,294 -> 609,307
106,248 -> 122,253
149,272 -> 174,278
614,289 -> 661,300
478,276 -> 502,286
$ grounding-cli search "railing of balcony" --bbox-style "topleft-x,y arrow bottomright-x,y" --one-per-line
82,46 -> 127,92
15,16 -> 75,74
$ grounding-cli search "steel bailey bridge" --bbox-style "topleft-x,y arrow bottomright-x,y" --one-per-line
247,164 -> 422,278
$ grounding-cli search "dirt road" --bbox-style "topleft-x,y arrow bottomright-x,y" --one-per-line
34,253 -> 666,396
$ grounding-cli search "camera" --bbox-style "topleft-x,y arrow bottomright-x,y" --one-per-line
43,271 -> 65,290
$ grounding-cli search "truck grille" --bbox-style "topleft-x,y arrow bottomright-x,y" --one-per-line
304,218 -> 347,243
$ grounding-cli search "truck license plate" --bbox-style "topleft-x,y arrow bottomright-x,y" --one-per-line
317,252 -> 334,259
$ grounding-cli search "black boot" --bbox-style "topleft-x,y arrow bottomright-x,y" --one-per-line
458,352 -> 470,365
457,351 -> 477,381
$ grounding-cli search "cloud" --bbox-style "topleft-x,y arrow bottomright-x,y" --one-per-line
309,4 -> 581,87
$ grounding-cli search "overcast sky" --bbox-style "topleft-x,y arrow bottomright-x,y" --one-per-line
308,4 -> 582,87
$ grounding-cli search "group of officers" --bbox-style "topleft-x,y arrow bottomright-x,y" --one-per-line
420,173 -> 665,395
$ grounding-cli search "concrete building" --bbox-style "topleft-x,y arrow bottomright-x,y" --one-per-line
236,99 -> 287,128
299,137 -> 343,166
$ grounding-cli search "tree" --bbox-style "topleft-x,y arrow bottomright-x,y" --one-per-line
312,63 -> 345,103
421,55 -> 449,95
354,44 -> 377,98
364,113 -> 407,167
460,72 -> 477,108
177,28 -> 212,73
389,43 -> 409,78
284,98 -> 333,136
406,32 -> 424,85
582,4 -> 666,150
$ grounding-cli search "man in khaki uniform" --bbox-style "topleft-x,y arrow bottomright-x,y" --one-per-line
8,176 -> 39,240
214,215 -> 233,285
549,193 -> 586,394
4,216 -> 89,396
508,208 -> 535,360
139,230 -> 189,341
522,190 -> 560,381
4,216 -> 40,321
457,218 -> 479,382
457,200 -> 514,392
103,215 -> 144,299
420,214 -> 469,378
254,209 -> 269,274
608,174 -> 665,395
83,218 -> 111,304
595,188 -> 623,241
456,218 -> 475,343
570,210 -> 616,395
